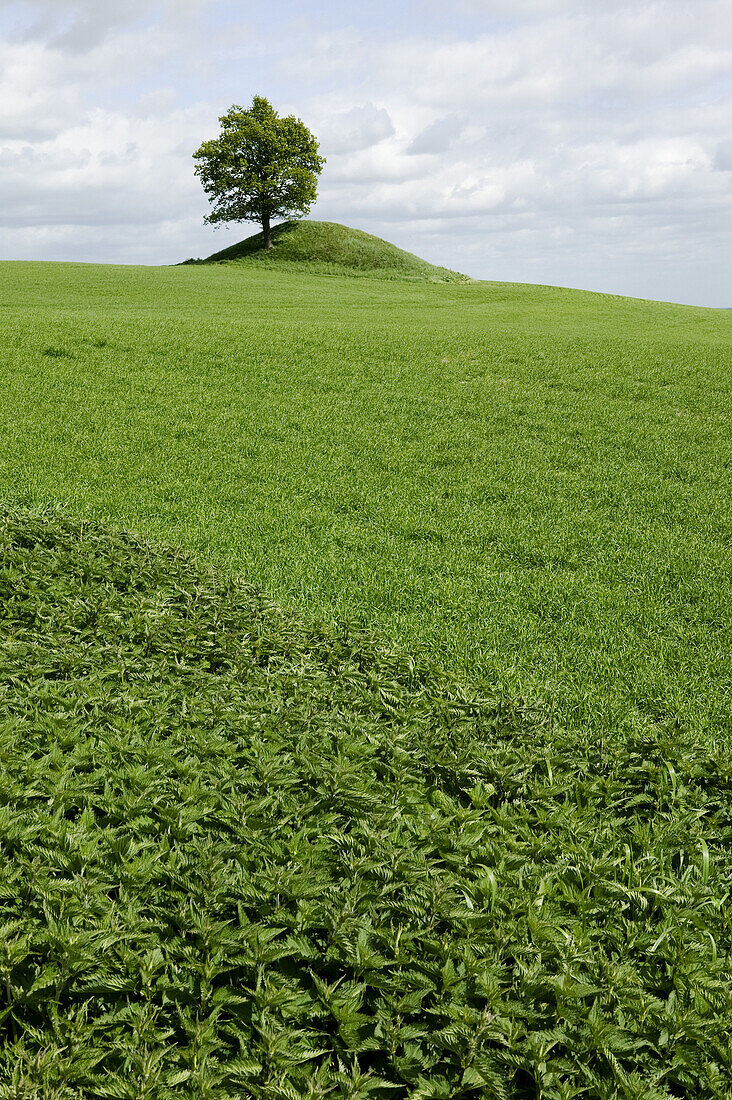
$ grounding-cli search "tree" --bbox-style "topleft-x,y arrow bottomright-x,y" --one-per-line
193,96 -> 325,250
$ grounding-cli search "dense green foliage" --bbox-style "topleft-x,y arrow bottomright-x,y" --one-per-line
184,221 -> 470,282
193,98 -> 325,249
2,505 -> 732,1098
1,259 -> 729,740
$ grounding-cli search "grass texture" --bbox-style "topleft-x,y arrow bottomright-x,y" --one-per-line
2,504 -> 732,1098
0,259 -> 729,740
181,220 -> 470,282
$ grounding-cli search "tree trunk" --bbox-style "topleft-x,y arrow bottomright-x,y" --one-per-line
262,209 -> 272,250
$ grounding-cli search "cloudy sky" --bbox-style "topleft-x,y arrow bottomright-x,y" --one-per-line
1,0 -> 731,305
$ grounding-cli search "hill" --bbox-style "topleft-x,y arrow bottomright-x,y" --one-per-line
2,503 -> 731,1095
182,219 -> 471,281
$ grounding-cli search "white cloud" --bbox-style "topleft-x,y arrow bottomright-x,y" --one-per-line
323,103 -> 394,155
0,104 -> 209,229
1,0 -> 216,51
0,39 -> 78,138
407,116 -> 462,156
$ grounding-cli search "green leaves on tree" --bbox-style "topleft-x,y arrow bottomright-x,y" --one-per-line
193,96 -> 325,249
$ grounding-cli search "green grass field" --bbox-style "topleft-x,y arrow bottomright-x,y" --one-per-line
1,257 -> 729,737
1,245 -> 732,1096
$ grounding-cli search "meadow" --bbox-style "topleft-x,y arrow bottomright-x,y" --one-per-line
0,258 -> 729,738
1,254 -> 731,1096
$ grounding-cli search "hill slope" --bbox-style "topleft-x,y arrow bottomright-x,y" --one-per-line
184,219 -> 471,282
0,259 -> 729,744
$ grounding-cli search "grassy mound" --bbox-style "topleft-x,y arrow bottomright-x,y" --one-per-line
1,505 -> 732,1098
183,220 -> 470,282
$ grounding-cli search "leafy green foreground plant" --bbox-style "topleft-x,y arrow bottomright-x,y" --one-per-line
1,506 -> 730,1099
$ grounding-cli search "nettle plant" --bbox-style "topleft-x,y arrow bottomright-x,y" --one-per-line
0,505 -> 731,1098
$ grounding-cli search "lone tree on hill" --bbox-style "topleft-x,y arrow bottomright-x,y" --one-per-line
193,96 -> 325,250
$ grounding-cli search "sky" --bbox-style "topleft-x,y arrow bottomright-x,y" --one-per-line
1,0 -> 731,305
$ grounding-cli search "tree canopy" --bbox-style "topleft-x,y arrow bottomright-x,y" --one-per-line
193,96 -> 325,250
